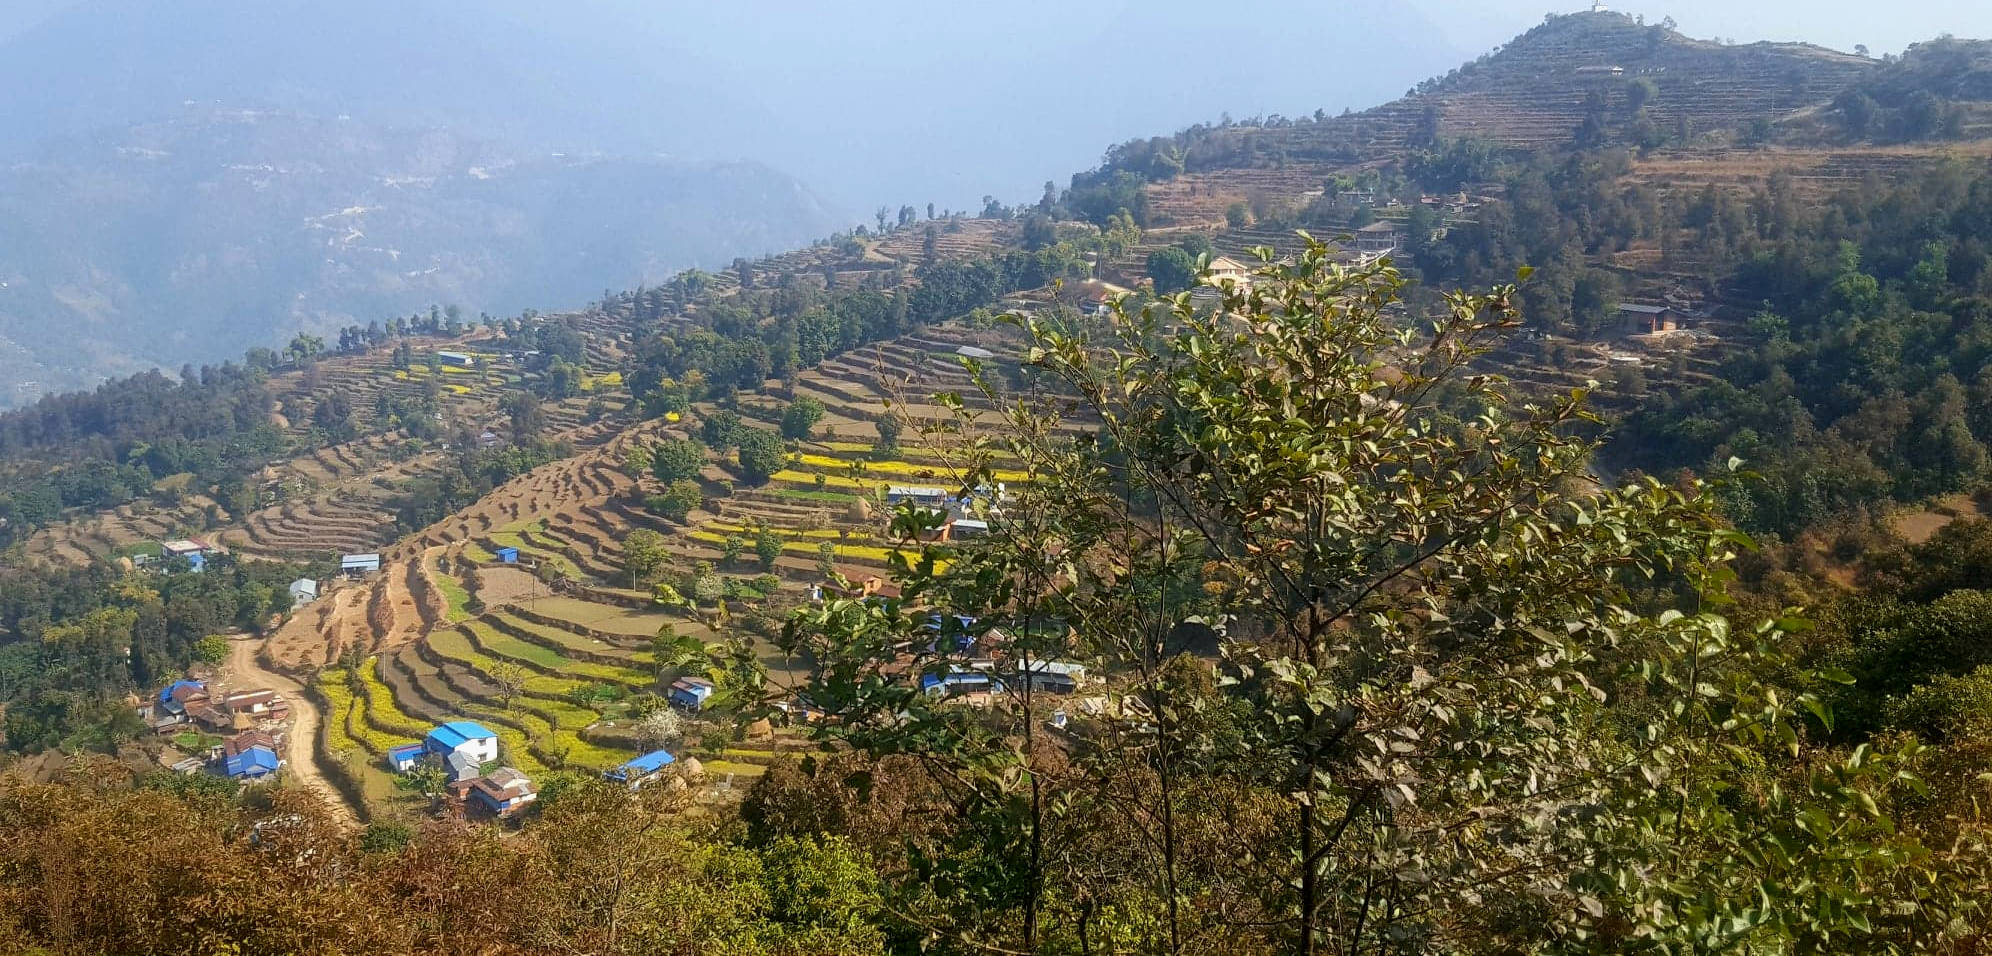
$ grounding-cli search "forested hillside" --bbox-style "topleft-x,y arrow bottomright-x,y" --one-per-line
1056,12 -> 1992,543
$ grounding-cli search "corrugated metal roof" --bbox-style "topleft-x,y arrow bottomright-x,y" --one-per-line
426,721 -> 496,751
616,750 -> 677,776
224,747 -> 280,778
158,679 -> 205,705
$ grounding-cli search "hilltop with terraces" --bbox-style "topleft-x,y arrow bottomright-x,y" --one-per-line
1076,13 -> 1992,414
1109,12 -> 1992,231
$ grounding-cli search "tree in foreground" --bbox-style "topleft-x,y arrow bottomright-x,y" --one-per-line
0,768 -> 888,955
781,244 -> 1981,953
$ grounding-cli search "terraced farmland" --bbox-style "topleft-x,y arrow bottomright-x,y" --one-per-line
272,311 -> 1067,815
18,494 -> 222,567
7,208 -> 1063,820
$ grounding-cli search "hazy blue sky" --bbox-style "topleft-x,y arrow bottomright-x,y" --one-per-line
3,0 -> 1988,210
9,1 -> 1985,54
1424,0 -> 1990,57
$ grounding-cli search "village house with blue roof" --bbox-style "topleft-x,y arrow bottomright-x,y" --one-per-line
428,721 -> 500,781
604,750 -> 677,790
385,742 -> 427,773
219,731 -> 282,780
156,680 -> 206,717
668,677 -> 715,711
386,721 -> 501,782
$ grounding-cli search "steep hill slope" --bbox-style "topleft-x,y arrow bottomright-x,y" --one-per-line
0,109 -> 844,405
1095,11 -> 1879,226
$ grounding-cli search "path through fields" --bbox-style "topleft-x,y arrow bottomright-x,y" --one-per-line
227,635 -> 360,828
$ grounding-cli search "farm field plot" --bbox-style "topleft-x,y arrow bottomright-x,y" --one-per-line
474,566 -> 554,604
482,530 -> 582,579
316,669 -> 426,814
430,557 -> 474,622
460,620 -> 654,688
792,453 -> 1031,484
487,609 -> 652,664
524,596 -> 694,639
427,627 -> 591,699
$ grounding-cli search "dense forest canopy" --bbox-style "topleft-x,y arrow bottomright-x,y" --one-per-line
1596,161 -> 1992,534
0,360 -> 287,548
619,239 -> 1120,414
0,555 -> 320,753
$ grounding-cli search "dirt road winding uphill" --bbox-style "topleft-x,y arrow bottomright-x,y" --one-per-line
226,636 -> 360,829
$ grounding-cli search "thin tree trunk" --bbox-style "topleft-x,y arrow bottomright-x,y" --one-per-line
1022,573 -> 1045,951
1300,794 -> 1318,955
1153,506 -> 1184,953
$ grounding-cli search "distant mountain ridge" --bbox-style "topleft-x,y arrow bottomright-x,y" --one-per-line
0,0 -> 1482,406
0,109 -> 845,405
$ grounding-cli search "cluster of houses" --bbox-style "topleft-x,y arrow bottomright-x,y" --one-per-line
789,601 -> 1095,710
386,721 -> 541,817
382,719 -> 705,815
906,611 -> 1094,706
128,542 -> 366,614
916,659 -> 1091,707
1190,228 -> 1403,301
1331,187 -> 1484,219
145,679 -> 292,780
148,679 -> 290,735
220,731 -> 283,780
134,542 -> 348,615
